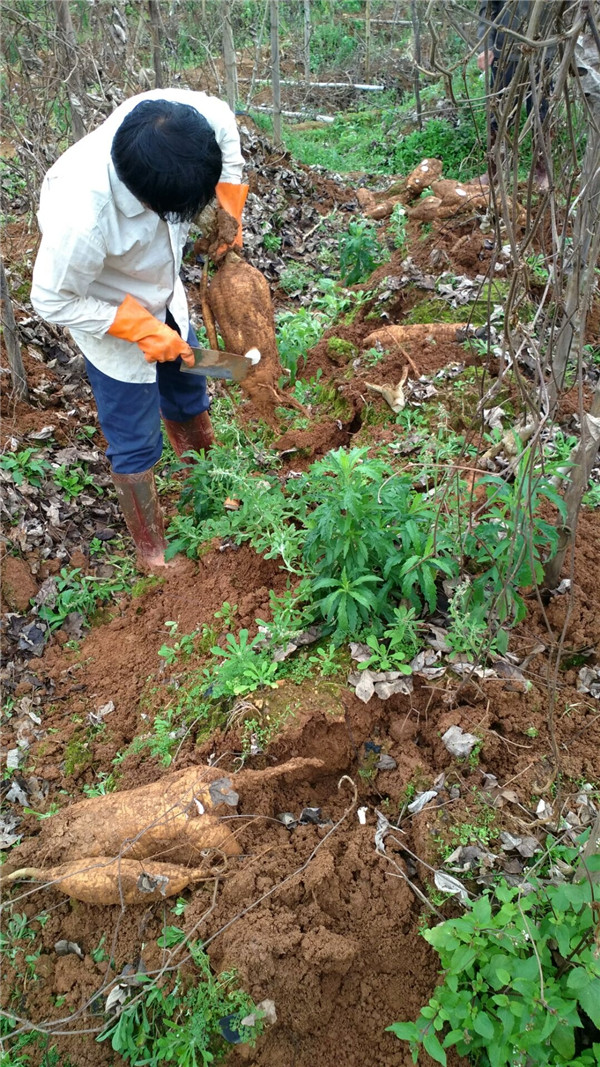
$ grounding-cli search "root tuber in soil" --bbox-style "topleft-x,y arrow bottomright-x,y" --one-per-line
9,766 -> 242,868
2,857 -> 215,905
364,323 -> 469,347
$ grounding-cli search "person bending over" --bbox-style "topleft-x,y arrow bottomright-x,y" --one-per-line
31,88 -> 248,569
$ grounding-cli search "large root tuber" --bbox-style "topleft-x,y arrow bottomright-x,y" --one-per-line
12,766 -> 242,868
405,158 -> 443,198
406,196 -> 443,222
3,856 -> 217,905
365,194 -> 406,221
430,179 -> 489,214
364,323 -> 469,347
208,251 -> 307,426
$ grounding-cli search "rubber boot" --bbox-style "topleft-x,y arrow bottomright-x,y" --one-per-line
162,411 -> 214,465
112,468 -> 168,570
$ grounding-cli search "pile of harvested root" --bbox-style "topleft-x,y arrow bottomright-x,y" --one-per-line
357,156 -> 525,225
357,157 -> 490,221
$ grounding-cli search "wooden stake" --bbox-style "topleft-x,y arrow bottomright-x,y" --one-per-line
222,0 -> 238,111
0,258 -> 28,402
270,0 -> 282,148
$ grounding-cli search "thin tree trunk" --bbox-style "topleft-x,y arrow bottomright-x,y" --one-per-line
1,258 -> 28,402
270,0 -> 282,148
246,0 -> 269,109
365,0 -> 371,76
303,0 -> 311,85
53,0 -> 86,142
148,0 -> 163,88
542,19 -> 600,586
222,0 -> 238,112
411,0 -> 423,130
548,125 -> 600,410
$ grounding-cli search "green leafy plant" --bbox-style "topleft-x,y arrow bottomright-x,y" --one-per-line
164,513 -> 207,560
209,630 -> 279,698
359,605 -> 422,672
388,203 -> 408,251
301,448 -> 458,637
52,464 -> 99,499
144,705 -> 191,767
214,602 -> 238,629
158,622 -> 199,666
37,565 -> 134,631
276,306 -> 323,383
463,447 -> 567,625
339,218 -> 384,285
82,772 -> 117,798
23,802 -> 60,821
312,570 -> 383,641
278,261 -> 317,294
361,345 -> 387,368
312,278 -> 363,321
388,862 -> 600,1066
168,443 -> 306,572
446,581 -> 508,659
0,1021 -> 61,1067
307,641 -> 346,677
390,114 -> 487,181
0,448 -> 51,487
98,937 -> 261,1066
262,231 -> 281,252
526,252 -> 550,284
0,912 -> 35,962
91,934 -> 108,963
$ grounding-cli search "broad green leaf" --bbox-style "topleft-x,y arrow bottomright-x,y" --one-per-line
448,946 -> 477,974
386,1021 -> 418,1042
442,1029 -> 465,1048
578,979 -> 600,1027
566,966 -> 591,991
422,1030 -> 447,1066
472,1012 -> 495,1039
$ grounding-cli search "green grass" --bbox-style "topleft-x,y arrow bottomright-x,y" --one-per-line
253,103 -> 487,180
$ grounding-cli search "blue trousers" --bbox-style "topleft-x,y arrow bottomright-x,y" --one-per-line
84,323 -> 209,474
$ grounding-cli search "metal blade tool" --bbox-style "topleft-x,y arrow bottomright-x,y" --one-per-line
180,346 -> 261,381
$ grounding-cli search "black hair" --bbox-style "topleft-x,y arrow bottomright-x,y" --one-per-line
111,99 -> 222,222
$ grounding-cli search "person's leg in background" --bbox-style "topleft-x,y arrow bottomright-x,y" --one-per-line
159,314 -> 214,462
480,57 -> 517,186
84,358 -> 169,570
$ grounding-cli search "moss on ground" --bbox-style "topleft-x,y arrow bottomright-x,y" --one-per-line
405,281 -> 533,328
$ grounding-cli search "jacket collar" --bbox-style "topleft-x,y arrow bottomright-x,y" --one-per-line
108,159 -> 147,218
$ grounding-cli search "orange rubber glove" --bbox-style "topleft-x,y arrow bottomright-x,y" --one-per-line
215,182 -> 249,251
108,294 -> 194,367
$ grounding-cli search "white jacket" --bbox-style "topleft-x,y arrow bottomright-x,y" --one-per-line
31,89 -> 244,383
